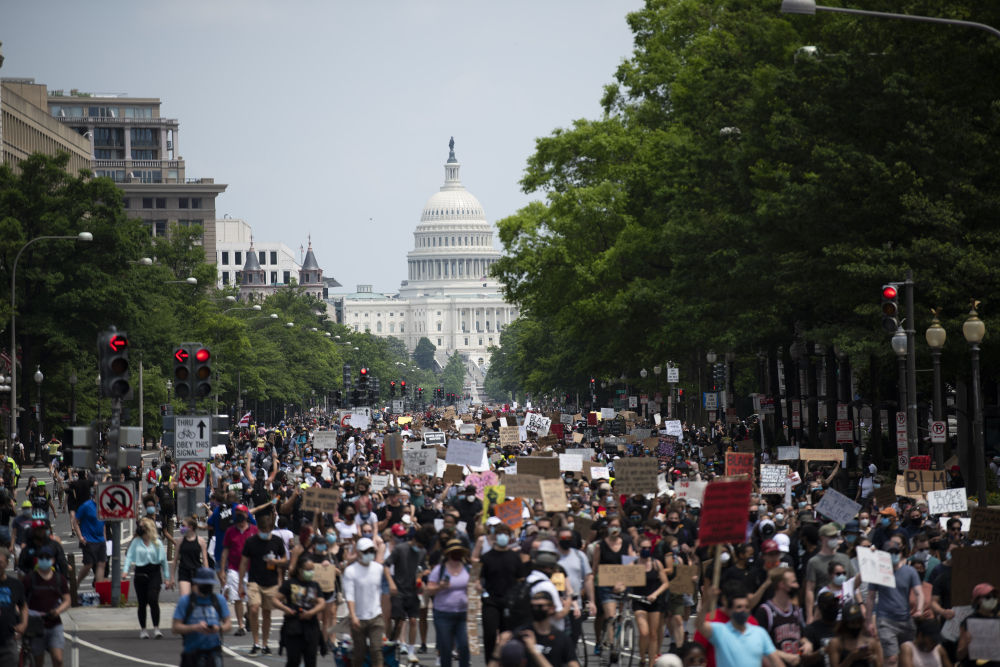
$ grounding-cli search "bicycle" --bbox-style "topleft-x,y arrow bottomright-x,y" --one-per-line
601,593 -> 642,667
19,632 -> 36,667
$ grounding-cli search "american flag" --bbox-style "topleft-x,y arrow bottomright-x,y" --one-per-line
237,411 -> 252,427
0,350 -> 13,374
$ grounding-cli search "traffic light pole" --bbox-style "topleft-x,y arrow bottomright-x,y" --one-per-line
904,271 -> 918,458
109,396 -> 123,607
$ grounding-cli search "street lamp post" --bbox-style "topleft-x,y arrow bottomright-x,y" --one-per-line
69,372 -> 78,426
891,327 -> 908,465
33,366 -> 42,463
8,231 -> 92,444
780,0 -> 1000,40
962,301 -> 987,503
925,313 -> 947,468
640,368 -> 648,420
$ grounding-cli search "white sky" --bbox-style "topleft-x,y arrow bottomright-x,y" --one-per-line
3,0 -> 644,293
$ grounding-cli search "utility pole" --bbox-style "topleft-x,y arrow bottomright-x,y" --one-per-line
904,270 -> 918,458
109,396 -> 123,607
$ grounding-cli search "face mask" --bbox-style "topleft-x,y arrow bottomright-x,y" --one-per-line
833,574 -> 847,586
730,610 -> 750,625
300,570 -> 315,582
258,531 -> 271,540
748,512 -> 758,522
180,526 -> 189,535
361,513 -> 371,521
859,519 -> 870,528
557,539 -> 573,551
640,548 -> 652,559
891,553 -> 901,565
146,506 -> 156,515
720,551 -> 731,564
531,605 -> 550,622
774,514 -> 785,523
326,533 -> 337,544
798,501 -> 808,509
981,598 -> 998,612
845,534 -> 857,545
828,539 -> 841,550
235,514 -> 248,523
315,544 -> 327,552
609,525 -> 621,536
37,558 -> 53,571
496,534 -> 510,548
666,520 -> 679,528
880,518 -> 891,528
466,495 -> 476,503
360,552 -> 374,565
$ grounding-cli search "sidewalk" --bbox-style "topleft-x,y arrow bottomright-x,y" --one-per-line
65,603 -> 180,631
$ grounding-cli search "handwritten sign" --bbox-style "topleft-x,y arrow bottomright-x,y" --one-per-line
443,464 -> 465,484
539,479 -> 568,512
799,449 -> 844,462
970,508 -> 1000,543
857,548 -> 896,587
926,488 -> 968,515
725,452 -> 754,478
498,426 -> 520,448
597,564 -> 646,587
313,562 -> 337,591
383,433 -> 403,461
815,487 -> 861,526
445,440 -> 485,468
516,456 -> 561,479
494,498 -> 523,531
403,448 -> 436,476
674,480 -> 707,506
699,479 -> 753,545
670,564 -> 699,596
302,487 -> 340,513
588,465 -> 611,481
613,458 -> 659,495
524,412 -> 552,435
371,474 -> 391,493
503,474 -> 542,499
777,446 -> 800,461
760,464 -> 789,494
894,469 -> 948,499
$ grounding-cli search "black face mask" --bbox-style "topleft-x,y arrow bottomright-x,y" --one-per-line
558,539 -> 573,551
531,605 -> 550,622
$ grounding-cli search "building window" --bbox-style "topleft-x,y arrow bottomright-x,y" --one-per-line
130,128 -> 158,147
235,271 -> 243,284
270,271 -> 277,284
437,338 -> 442,346
488,337 -> 493,344
155,198 -> 166,209
437,322 -> 442,332
221,271 -> 230,285
131,149 -> 156,160
464,337 -> 469,346
191,198 -> 202,209
258,251 -> 265,264
179,198 -> 189,209
479,338 -> 484,346
436,311 -> 441,316
235,252 -> 242,265
94,148 -> 123,159
142,197 -> 153,209
270,251 -> 277,265
400,324 -> 404,333
283,271 -> 290,284
221,251 -> 229,265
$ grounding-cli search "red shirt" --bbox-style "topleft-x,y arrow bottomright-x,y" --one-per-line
223,523 -> 257,572
694,608 -> 760,667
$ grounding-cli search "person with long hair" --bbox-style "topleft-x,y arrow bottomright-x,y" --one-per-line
633,536 -> 669,667
425,539 -> 471,667
172,515 -> 208,597
592,516 -> 635,655
274,554 -> 325,667
123,516 -> 172,638
828,603 -> 883,667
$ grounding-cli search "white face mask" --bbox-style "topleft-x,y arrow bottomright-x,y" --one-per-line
859,519 -> 870,528
359,552 -> 374,565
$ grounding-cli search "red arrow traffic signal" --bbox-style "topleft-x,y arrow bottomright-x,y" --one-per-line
174,348 -> 189,363
109,334 -> 129,352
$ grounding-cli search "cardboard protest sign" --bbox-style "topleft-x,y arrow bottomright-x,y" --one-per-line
538,434 -> 559,449
699,479 -> 753,545
725,452 -> 754,478
503,474 -> 542,499
313,431 -> 338,450
613,458 -> 659,495
857,548 -> 896,587
494,499 -> 523,531
777,446 -> 800,461
926,488 -> 968,515
588,465 -> 611,481
302,487 -> 340,513
873,485 -> 897,509
735,439 -> 755,453
559,454 -> 583,472
383,433 -> 403,461
670,564 -> 699,596
760,464 -> 789,494
403,448 -> 436,476
572,432 -> 585,444
539,479 -> 568,512
313,562 -> 337,591
443,464 -> 465,485
967,618 -> 1000,661
371,475 -> 391,492
674,480 -> 707,506
952,545 -> 1000,605
799,449 -> 844,462
498,426 -> 520,448
815,487 -> 861,526
970,508 -> 1000,543
524,412 -> 552,435
597,564 -> 646,587
516,456 -> 561,479
894,469 -> 948,499
702,445 -> 718,459
445,440 -> 485,468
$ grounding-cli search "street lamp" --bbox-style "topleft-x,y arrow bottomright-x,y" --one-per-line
69,372 -> 78,425
165,277 -> 198,285
224,304 -> 261,314
891,327 -> 908,460
33,366 -> 42,463
925,312 -> 947,467
9,230 -> 92,444
962,300 -> 987,503
780,0 -> 1000,39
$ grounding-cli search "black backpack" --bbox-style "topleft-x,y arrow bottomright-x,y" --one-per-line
503,576 -> 546,624
183,593 -> 224,627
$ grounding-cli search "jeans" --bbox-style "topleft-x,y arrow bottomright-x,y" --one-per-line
434,609 -> 469,667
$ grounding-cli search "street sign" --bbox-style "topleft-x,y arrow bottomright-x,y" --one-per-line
703,392 -> 718,410
392,400 -> 404,413
835,420 -> 853,444
760,397 -> 776,414
174,415 -> 211,459
896,412 -> 907,446
897,444 -> 910,471
667,367 -> 679,383
930,420 -> 947,444
628,396 -> 638,408
837,403 -> 849,420
98,482 -> 135,521
177,460 -> 207,488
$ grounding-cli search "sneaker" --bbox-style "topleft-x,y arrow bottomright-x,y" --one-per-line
234,628 -> 246,637
139,630 -> 149,639
594,645 -> 602,656
249,646 -> 260,655
153,629 -> 163,639
261,647 -> 271,655
408,653 -> 420,663
417,645 -> 427,654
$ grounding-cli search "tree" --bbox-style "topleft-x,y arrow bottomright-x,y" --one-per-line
413,337 -> 437,370
441,352 -> 466,398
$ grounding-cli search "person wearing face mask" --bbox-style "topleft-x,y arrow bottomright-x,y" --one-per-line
219,504 -> 257,638
426,538 -> 472,667
754,567 -> 810,664
827,603 -> 883,667
173,516 -> 209,597
274,555 -> 325,667
123,517 -> 173,638
857,514 -> 873,539
385,522 -> 425,663
592,517 -> 635,656
18,518 -> 69,579
239,512 -> 288,655
805,525 -> 855,624
172,567 -> 233,666
490,590 -> 580,667
816,561 -> 862,620
865,537 -> 923,667
480,524 -> 526,661
343,536 -> 395,667
23,545 -> 71,667
452,485 -> 483,541
802,592 -> 843,663
872,509 -> 898,550
957,583 -> 999,666
633,537 -> 670,667
696,582 -> 782,667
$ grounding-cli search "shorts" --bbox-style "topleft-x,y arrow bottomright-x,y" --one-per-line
30,624 -> 65,654
82,541 -> 107,566
322,589 -> 336,604
224,569 -> 246,603
391,592 -> 420,620
597,586 -> 616,606
663,592 -> 686,616
633,598 -> 659,614
178,567 -> 195,583
247,582 -> 279,610
877,616 -> 915,658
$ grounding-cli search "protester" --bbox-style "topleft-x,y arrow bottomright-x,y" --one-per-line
123,516 -> 172,638
426,538 -> 471,667
343,536 -> 395,667
23,544 -> 71,667
172,567 -> 232,667
273,554 -> 325,667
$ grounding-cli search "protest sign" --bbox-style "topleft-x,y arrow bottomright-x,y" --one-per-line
459,423 -> 476,435
702,445 -> 718,459
588,465 -> 611,481
613,458 -> 659,495
941,606 -> 975,643
735,439 -> 755,453
926,488 -> 968,515
597,565 -> 646,587
498,426 -> 520,448
725,452 -> 754,478
443,464 -> 465,485
312,431 -> 338,450
572,432 -> 585,444
371,475 -> 391,492
538,435 -> 559,449
574,516 -> 594,542
953,545 -> 1000,605
699,479 -> 753,545
777,446 -> 800,461
967,618 -> 1000,661
664,420 -> 683,438
895,469 -> 948,499
539,479 -> 568,512
313,562 -> 337,591
516,456 -> 561,479
674,480 -> 708,506
799,449 -> 844,462
563,447 -> 594,460
524,412 -> 552,435
494,499 -> 523,531
600,408 -> 616,420
348,414 -> 370,430
445,440 -> 485,468
503,474 -> 542,499
632,428 -> 653,441
558,454 -> 583,472
302,487 -> 340,513
815,487 -> 861,526
857,548 -> 896,587
403,448 -> 436,476
482,485 -> 506,522
670,564 -> 699,596
970,508 -> 1000,543
760,464 -> 789,494
873,485 -> 897,509
383,433 -> 403,461
938,516 -> 971,532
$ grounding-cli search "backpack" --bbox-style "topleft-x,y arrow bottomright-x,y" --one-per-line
503,575 -> 547,624
183,592 -> 225,628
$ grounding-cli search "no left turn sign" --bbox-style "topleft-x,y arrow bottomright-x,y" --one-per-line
98,482 -> 135,521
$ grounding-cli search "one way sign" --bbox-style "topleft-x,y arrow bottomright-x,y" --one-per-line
174,415 -> 211,459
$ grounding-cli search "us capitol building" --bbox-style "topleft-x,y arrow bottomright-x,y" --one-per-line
329,139 -> 518,395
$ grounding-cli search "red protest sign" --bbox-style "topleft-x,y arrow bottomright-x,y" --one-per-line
494,499 -> 523,531
725,452 -> 754,478
699,479 -> 752,545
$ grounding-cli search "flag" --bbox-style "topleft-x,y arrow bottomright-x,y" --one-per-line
237,411 -> 252,427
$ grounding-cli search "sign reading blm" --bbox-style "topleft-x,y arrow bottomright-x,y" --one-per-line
174,416 -> 211,459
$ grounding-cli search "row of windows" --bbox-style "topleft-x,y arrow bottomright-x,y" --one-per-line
128,196 -> 202,209
220,270 -> 292,285
219,251 -> 281,266
51,105 -> 155,119
417,234 -> 489,248
354,322 -> 495,349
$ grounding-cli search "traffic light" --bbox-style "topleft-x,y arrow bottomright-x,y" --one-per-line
590,378 -> 596,394
333,390 -> 342,407
98,329 -> 132,399
417,387 -> 423,401
193,346 -> 212,397
390,381 -> 397,397
359,367 -> 368,393
173,345 -> 192,399
400,380 -> 407,399
343,364 -> 353,390
881,284 -> 900,332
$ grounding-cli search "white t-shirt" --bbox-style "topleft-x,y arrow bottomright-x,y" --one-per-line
343,561 -> 384,620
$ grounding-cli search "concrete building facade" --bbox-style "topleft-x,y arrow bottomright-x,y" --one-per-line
1,78 -> 91,173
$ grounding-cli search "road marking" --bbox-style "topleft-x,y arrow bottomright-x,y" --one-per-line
222,646 -> 268,667
68,635 -> 176,667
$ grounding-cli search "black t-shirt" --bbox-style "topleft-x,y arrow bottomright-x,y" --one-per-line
241,534 -> 287,587
514,624 -> 577,667
0,575 -> 25,641
278,577 -> 321,621
803,619 -> 836,653
930,565 -> 952,609
480,548 -> 525,600
377,502 -> 405,527
24,570 -> 68,628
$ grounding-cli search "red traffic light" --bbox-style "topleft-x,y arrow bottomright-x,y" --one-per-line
882,285 -> 897,299
174,348 -> 189,363
195,348 -> 211,362
109,334 -> 129,352
401,380 -> 406,387
360,367 -> 368,375
390,381 -> 396,387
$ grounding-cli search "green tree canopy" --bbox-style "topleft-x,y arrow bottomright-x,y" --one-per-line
414,337 -> 437,370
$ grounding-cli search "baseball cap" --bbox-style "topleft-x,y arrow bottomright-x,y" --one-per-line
192,567 -> 217,585
819,523 -> 841,538
21,501 -> 31,509
234,504 -> 249,514
773,533 -> 791,553
879,507 -> 897,518
391,523 -> 407,537
972,583 -> 997,601
761,539 -> 780,554
486,516 -> 502,527
356,537 -> 375,553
